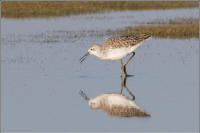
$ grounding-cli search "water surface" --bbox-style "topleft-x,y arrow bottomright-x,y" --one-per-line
1,8 -> 199,132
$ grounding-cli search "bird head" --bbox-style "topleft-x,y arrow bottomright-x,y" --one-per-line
88,99 -> 101,109
80,43 -> 100,63
88,44 -> 100,55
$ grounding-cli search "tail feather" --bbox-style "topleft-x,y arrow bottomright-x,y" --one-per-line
143,33 -> 152,40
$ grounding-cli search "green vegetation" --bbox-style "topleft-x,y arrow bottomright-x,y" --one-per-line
107,18 -> 199,39
2,1 -> 198,18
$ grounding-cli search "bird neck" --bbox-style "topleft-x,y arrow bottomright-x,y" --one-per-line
92,46 -> 103,59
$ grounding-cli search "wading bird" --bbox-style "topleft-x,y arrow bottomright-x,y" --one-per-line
80,34 -> 151,76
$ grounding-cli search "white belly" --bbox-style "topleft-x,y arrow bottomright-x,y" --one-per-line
102,45 -> 140,60
106,94 -> 140,108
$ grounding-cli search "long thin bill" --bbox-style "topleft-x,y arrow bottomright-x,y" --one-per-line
79,90 -> 90,101
80,52 -> 89,63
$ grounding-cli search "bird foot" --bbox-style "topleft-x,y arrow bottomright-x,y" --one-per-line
125,74 -> 134,77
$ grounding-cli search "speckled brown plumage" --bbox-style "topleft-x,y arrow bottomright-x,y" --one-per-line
102,34 -> 151,49
101,103 -> 151,117
95,93 -> 151,117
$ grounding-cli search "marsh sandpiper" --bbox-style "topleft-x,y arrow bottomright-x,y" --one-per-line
80,34 -> 151,76
79,90 -> 150,117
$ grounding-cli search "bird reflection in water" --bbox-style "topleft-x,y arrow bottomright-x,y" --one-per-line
79,77 -> 150,117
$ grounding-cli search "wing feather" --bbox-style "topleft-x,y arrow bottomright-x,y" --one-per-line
102,104 -> 151,117
102,34 -> 151,49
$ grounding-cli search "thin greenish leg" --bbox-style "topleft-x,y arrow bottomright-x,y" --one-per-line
124,76 -> 135,100
120,75 -> 124,94
124,52 -> 135,76
120,59 -> 124,77
125,52 -> 135,66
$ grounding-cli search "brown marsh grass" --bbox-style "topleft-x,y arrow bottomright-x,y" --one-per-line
2,1 -> 198,18
107,18 -> 199,39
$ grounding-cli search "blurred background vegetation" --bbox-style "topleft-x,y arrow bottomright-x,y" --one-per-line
108,18 -> 199,39
2,1 -> 198,18
1,1 -> 199,38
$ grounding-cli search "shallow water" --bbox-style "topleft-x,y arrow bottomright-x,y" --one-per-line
1,8 -> 199,132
